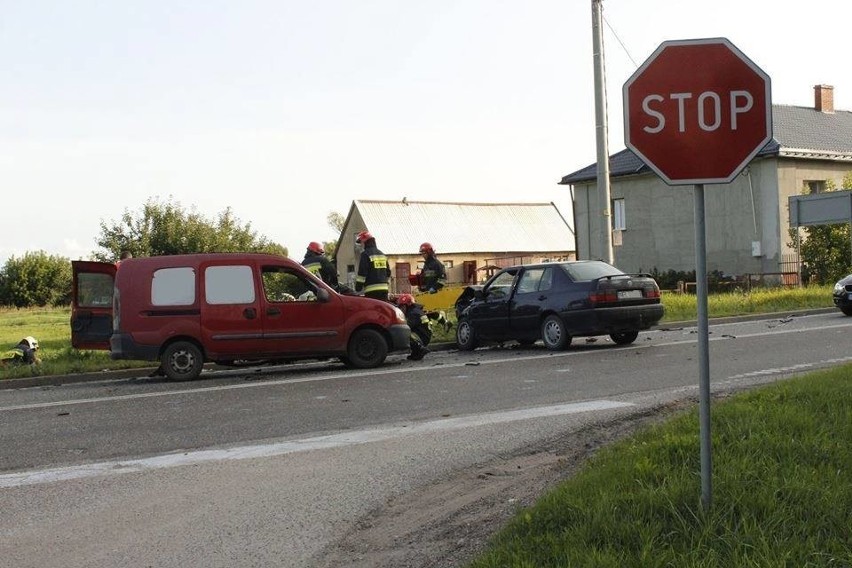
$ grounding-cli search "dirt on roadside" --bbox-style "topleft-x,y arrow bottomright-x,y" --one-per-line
316,400 -> 691,568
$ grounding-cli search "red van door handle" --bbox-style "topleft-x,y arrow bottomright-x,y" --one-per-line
266,307 -> 281,316
243,308 -> 257,319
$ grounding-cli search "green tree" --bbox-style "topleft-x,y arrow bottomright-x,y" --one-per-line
327,211 -> 345,233
93,197 -> 288,260
0,251 -> 72,307
791,173 -> 852,284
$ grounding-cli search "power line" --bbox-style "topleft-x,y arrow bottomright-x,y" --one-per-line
602,14 -> 639,68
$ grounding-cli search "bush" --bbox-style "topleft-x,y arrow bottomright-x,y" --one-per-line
645,267 -> 737,293
0,251 -> 72,307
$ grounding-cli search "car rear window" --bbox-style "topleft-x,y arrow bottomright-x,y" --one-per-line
77,273 -> 113,307
560,262 -> 624,281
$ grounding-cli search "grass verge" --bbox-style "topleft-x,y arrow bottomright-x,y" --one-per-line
661,285 -> 833,322
469,366 -> 852,567
0,307 -> 148,381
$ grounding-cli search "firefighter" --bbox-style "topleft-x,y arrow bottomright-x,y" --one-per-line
418,242 -> 447,293
354,230 -> 391,301
396,293 -> 431,361
301,241 -> 339,288
1,336 -> 41,366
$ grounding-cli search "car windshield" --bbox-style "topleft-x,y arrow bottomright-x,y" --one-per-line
559,261 -> 624,281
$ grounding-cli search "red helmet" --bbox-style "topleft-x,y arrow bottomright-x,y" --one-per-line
307,241 -> 324,254
356,230 -> 373,244
419,242 -> 434,255
396,293 -> 415,306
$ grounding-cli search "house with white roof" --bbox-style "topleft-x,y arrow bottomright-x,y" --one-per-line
335,200 -> 575,293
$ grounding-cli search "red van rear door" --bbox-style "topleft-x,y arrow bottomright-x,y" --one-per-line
71,260 -> 116,350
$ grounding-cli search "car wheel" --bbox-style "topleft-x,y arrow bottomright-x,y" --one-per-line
346,329 -> 388,368
541,315 -> 571,350
161,341 -> 204,381
841,306 -> 852,317
456,319 -> 478,351
610,331 -> 639,345
339,355 -> 354,367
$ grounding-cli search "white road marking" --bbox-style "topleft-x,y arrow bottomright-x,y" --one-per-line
0,400 -> 634,488
3,316 -> 850,413
725,356 -> 852,380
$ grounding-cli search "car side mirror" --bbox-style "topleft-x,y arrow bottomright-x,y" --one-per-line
316,288 -> 330,302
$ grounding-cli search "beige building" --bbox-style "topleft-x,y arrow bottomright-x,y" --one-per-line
561,85 -> 852,281
335,200 -> 575,293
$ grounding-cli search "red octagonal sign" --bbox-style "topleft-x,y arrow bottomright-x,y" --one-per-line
623,37 -> 772,186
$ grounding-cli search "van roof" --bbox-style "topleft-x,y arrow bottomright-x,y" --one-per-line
120,252 -> 293,267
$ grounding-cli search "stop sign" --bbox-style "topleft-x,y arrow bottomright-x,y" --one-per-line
623,37 -> 772,185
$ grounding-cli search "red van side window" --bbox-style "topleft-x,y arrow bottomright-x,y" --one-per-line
205,265 -> 255,305
262,267 -> 317,302
152,267 -> 196,306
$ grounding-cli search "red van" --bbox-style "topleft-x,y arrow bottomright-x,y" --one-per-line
71,253 -> 411,380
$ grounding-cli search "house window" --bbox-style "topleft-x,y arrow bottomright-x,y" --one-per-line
805,180 -> 827,194
444,260 -> 454,269
612,198 -> 626,230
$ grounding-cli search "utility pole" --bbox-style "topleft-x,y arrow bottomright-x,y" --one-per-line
591,0 -> 614,264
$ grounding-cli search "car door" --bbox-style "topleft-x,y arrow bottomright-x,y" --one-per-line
509,266 -> 553,337
199,259 -> 266,357
468,268 -> 518,339
71,261 -> 116,350
259,264 -> 345,354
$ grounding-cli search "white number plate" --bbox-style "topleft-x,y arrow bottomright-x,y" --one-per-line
617,290 -> 642,300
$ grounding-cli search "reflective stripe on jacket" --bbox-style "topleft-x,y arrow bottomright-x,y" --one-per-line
302,252 -> 339,287
355,246 -> 391,293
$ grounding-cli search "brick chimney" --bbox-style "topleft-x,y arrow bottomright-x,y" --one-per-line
814,84 -> 834,113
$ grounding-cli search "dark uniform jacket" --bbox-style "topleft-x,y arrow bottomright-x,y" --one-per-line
420,255 -> 447,292
1,344 -> 38,365
404,302 -> 433,346
302,251 -> 339,288
355,243 -> 391,298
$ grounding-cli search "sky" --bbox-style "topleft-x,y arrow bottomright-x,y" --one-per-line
3,0 -> 851,264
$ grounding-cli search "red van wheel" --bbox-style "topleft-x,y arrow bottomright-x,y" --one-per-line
346,329 -> 388,369
161,341 -> 204,381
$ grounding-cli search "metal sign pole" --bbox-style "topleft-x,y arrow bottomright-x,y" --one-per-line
694,183 -> 713,510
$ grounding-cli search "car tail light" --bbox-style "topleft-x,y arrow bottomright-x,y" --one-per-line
643,286 -> 661,299
589,290 -> 617,304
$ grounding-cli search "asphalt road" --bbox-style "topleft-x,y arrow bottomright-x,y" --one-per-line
1,310 -> 849,567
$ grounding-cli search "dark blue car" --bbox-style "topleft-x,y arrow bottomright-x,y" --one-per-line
454,260 -> 664,351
